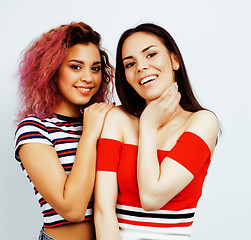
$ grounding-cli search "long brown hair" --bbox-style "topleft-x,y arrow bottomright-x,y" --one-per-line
115,23 -> 205,117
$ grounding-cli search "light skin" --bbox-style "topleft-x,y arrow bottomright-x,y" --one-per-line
122,32 -> 180,103
94,32 -> 218,239
19,43 -> 114,240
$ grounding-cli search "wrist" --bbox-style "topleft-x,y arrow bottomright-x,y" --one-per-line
139,122 -> 158,143
81,130 -> 99,143
140,118 -> 158,132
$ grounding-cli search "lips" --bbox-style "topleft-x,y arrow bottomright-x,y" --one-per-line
139,75 -> 158,85
75,86 -> 93,94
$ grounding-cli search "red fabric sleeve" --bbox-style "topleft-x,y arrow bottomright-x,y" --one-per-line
165,131 -> 211,176
96,138 -> 122,172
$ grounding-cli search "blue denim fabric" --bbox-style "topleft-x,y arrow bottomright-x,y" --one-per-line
39,229 -> 56,240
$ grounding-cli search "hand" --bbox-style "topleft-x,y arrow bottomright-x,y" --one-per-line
140,82 -> 181,129
82,102 -> 115,139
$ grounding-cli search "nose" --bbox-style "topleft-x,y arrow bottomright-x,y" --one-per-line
137,59 -> 149,73
80,69 -> 92,83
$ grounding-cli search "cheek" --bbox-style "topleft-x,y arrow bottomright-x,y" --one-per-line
94,73 -> 102,89
125,71 -> 135,86
57,79 -> 67,97
57,77 -> 68,92
58,70 -> 72,85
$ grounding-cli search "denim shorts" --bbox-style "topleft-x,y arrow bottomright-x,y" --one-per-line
38,229 -> 56,240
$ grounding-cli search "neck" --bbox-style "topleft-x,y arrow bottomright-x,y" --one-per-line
54,102 -> 81,118
161,105 -> 192,128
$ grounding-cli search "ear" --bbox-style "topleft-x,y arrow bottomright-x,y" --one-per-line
170,53 -> 180,71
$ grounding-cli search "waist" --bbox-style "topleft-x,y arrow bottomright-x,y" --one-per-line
44,221 -> 95,240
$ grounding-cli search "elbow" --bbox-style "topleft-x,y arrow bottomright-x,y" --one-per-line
66,214 -> 86,223
139,193 -> 165,211
60,207 -> 88,223
140,200 -> 159,212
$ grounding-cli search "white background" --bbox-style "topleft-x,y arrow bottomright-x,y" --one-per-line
1,0 -> 250,239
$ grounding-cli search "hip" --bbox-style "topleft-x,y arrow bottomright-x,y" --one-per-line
41,221 -> 95,240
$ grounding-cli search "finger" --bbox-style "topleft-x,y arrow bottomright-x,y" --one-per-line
159,91 -> 180,113
159,87 -> 179,106
168,92 -> 181,110
87,103 -> 99,109
157,82 -> 177,103
169,105 -> 180,120
83,102 -> 106,114
87,102 -> 106,110
99,103 -> 115,113
156,87 -> 171,103
169,82 -> 178,95
94,102 -> 113,111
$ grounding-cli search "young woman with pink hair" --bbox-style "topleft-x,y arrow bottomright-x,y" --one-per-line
14,22 -> 114,240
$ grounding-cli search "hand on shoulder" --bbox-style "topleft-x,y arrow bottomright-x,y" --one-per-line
186,110 -> 219,152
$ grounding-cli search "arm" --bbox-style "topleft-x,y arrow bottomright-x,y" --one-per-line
137,125 -> 194,211
19,103 -> 114,222
95,172 -> 120,240
94,107 -> 124,240
137,87 -> 218,211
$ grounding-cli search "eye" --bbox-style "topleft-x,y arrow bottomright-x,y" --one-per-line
147,52 -> 157,58
70,64 -> 82,70
92,66 -> 101,72
125,62 -> 135,69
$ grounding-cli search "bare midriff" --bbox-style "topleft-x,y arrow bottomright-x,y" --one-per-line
44,221 -> 95,240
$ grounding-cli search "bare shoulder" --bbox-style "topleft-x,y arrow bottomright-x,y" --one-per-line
105,105 -> 129,121
101,105 -> 133,140
189,110 -> 219,128
186,110 -> 219,151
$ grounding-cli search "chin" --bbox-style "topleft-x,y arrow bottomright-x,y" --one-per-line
75,98 -> 92,106
142,92 -> 162,102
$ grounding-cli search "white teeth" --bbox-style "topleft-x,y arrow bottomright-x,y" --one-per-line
78,87 -> 91,92
140,75 -> 157,85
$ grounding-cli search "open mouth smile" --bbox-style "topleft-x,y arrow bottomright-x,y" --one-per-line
139,75 -> 158,85
75,86 -> 94,94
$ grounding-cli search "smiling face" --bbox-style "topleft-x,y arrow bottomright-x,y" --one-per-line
56,43 -> 102,116
122,32 -> 179,103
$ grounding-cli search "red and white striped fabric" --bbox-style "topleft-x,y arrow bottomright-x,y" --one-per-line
97,132 -> 211,236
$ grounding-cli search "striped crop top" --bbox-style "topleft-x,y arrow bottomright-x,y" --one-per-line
14,114 -> 93,228
96,131 -> 211,235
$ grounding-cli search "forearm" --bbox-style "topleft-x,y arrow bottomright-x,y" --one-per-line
60,133 -> 98,221
137,121 -> 162,209
138,121 -> 196,211
95,209 -> 120,240
60,102 -> 115,219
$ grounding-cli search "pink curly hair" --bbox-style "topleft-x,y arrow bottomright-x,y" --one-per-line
17,22 -> 113,122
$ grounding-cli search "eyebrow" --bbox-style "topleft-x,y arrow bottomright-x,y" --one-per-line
69,59 -> 101,65
122,45 -> 157,61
